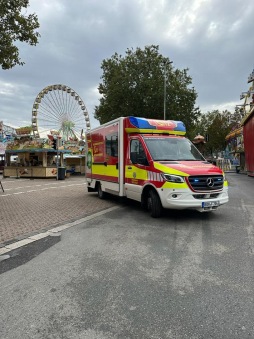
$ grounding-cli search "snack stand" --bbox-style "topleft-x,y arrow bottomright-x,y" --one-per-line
65,155 -> 86,175
3,138 -> 71,178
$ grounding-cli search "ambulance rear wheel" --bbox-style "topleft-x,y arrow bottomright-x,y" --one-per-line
147,189 -> 162,218
97,182 -> 106,199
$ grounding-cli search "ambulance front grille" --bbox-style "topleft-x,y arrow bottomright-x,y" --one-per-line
187,175 -> 224,191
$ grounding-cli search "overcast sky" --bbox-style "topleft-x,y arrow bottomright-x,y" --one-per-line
1,0 -> 254,132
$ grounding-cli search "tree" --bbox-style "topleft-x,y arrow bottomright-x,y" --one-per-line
0,0 -> 40,69
193,110 -> 232,156
228,106 -> 245,126
94,45 -> 199,131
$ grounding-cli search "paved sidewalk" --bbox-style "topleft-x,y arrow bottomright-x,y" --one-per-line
0,175 -> 117,246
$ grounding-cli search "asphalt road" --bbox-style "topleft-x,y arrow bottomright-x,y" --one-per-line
0,172 -> 254,339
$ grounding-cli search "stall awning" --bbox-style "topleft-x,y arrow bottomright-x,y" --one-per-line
225,127 -> 243,140
5,148 -> 72,154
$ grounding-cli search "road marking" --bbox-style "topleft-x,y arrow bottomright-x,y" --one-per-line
0,183 -> 87,196
0,179 -> 28,183
0,180 -> 85,190
0,206 -> 120,256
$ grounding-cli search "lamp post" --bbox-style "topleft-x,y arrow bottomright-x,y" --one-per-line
163,60 -> 173,120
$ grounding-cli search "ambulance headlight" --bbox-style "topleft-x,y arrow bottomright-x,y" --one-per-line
161,173 -> 185,183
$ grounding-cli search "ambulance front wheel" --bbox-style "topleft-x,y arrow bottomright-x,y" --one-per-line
97,182 -> 107,199
147,189 -> 163,218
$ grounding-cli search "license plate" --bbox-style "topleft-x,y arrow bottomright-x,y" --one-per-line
202,201 -> 220,208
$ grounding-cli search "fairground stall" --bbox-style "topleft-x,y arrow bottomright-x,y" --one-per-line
3,137 -> 71,179
225,124 -> 245,172
2,83 -> 91,178
65,155 -> 86,175
0,121 -> 16,173
231,67 -> 254,176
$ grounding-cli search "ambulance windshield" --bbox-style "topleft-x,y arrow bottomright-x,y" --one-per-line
144,137 -> 205,161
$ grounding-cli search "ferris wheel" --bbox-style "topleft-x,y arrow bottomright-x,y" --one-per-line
31,84 -> 91,140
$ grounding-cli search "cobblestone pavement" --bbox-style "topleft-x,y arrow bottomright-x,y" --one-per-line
0,175 -> 117,246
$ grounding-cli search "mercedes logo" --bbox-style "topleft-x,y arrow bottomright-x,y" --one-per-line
206,177 -> 214,187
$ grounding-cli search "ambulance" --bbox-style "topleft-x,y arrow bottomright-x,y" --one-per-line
85,116 -> 228,217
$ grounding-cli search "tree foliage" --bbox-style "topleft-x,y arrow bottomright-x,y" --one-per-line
192,110 -> 232,156
94,45 -> 199,131
0,0 -> 40,69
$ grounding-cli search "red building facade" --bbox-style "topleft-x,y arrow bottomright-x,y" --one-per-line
242,110 -> 254,176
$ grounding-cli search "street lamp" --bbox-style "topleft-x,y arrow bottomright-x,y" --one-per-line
163,60 -> 173,120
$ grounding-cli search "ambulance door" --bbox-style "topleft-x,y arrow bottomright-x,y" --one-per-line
125,137 -> 149,201
104,133 -> 119,183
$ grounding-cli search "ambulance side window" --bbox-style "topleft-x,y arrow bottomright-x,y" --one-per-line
130,140 -> 148,166
106,133 -> 118,157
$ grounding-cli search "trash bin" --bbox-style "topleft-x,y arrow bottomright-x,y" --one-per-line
57,167 -> 66,180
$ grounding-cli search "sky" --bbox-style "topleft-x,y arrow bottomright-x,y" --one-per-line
1,0 -> 254,134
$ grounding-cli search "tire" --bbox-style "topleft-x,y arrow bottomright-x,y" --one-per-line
147,189 -> 162,218
141,194 -> 148,211
97,183 -> 106,199
141,198 -> 148,211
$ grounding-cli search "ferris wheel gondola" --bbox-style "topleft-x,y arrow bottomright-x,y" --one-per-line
31,84 -> 91,140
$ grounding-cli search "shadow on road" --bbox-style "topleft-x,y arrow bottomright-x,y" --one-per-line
0,235 -> 61,274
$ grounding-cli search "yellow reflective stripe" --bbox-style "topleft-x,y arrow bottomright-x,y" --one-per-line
153,162 -> 188,176
92,164 -> 118,177
125,166 -> 147,180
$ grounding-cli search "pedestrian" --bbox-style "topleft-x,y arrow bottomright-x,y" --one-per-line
233,155 -> 240,173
